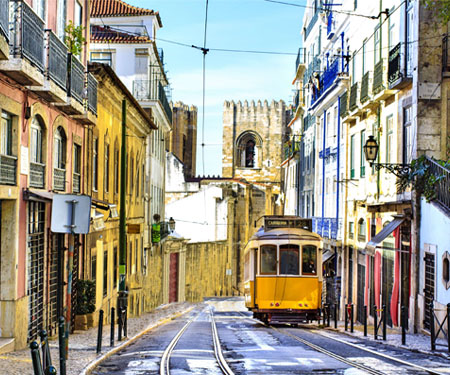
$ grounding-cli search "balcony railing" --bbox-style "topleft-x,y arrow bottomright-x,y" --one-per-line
133,79 -> 173,124
349,82 -> 358,112
295,48 -> 305,72
303,56 -> 321,84
427,157 -> 450,211
46,31 -> 67,90
339,91 -> 348,118
312,217 -> 338,239
293,89 -> 303,110
87,73 -> 98,114
30,161 -> 45,189
73,172 -> 80,193
311,58 -> 340,106
304,113 -> 315,131
9,0 -> 44,71
68,54 -> 85,104
360,72 -> 370,103
373,59 -> 385,95
0,0 -> 9,41
388,43 -> 402,85
284,140 -> 300,160
53,167 -> 65,191
0,154 -> 17,185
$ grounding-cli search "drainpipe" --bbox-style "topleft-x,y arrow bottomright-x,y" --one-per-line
341,32 -> 345,73
119,100 -> 127,307
321,112 -> 326,237
336,96 -> 341,275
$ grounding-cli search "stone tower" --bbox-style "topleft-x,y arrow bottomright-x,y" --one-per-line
222,99 -> 288,190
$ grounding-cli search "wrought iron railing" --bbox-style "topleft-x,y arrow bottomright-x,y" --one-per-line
293,89 -> 303,110
30,162 -> 45,189
87,73 -> 98,114
349,82 -> 358,112
73,172 -> 80,193
339,91 -> 348,118
311,58 -> 340,106
46,30 -> 67,90
9,0 -> 44,71
360,72 -> 370,103
303,56 -> 321,84
53,167 -> 65,191
295,48 -> 305,72
0,154 -> 17,185
0,0 -> 9,41
284,140 -> 300,160
388,43 -> 402,85
305,10 -> 319,40
373,59 -> 385,95
133,79 -> 173,124
312,217 -> 338,239
68,54 -> 85,104
427,157 -> 450,211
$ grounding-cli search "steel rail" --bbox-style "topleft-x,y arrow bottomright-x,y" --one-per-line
210,308 -> 235,375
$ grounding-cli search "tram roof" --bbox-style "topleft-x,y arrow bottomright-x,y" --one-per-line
249,226 -> 321,241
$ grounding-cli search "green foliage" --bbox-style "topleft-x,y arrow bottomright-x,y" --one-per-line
424,0 -> 450,25
397,155 -> 450,202
75,279 -> 96,315
64,21 -> 85,57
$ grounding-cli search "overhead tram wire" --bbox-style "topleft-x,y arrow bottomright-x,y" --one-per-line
201,0 -> 210,177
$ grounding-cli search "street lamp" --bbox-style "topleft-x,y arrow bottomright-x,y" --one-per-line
168,217 -> 176,233
363,135 -> 411,178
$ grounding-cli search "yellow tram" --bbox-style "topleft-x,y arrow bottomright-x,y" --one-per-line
243,216 -> 323,324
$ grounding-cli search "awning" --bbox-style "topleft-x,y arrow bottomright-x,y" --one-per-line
23,189 -> 54,202
322,249 -> 336,263
366,217 -> 405,252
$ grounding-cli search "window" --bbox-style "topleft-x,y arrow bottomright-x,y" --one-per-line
1,112 -> 12,156
73,143 -> 81,193
113,246 -> 118,288
74,1 -> 82,27
57,0 -> 66,40
260,245 -> 277,275
350,134 -> 355,178
362,39 -> 367,74
34,0 -> 46,20
360,130 -> 365,177
130,156 -> 134,196
406,3 -> 414,76
374,25 -> 381,64
114,147 -> 119,194
91,255 -> 97,281
93,138 -> 98,191
386,115 -> 394,163
30,118 -> 43,164
90,51 -> 113,66
280,244 -> 299,275
349,221 -> 354,239
103,251 -> 107,297
358,218 -> 366,242
388,8 -> 396,50
403,106 -> 412,164
54,127 -> 66,170
104,143 -> 110,193
443,252 -> 450,289
302,245 -> 317,275
237,132 -> 260,168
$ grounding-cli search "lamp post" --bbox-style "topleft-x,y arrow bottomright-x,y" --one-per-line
363,135 -> 411,178
168,217 -> 175,233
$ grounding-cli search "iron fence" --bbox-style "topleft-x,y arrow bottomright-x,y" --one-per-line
46,31 -> 67,90
0,154 -> 17,185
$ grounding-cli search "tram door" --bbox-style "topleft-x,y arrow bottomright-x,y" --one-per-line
424,252 -> 435,330
169,253 -> 179,303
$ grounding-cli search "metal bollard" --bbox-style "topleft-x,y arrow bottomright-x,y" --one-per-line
344,304 -> 348,331
430,302 -> 435,351
447,303 -> 450,353
30,341 -> 44,375
97,309 -> 104,354
58,316 -> 66,375
350,304 -> 354,333
334,303 -> 337,329
111,307 -> 115,347
401,306 -> 406,345
374,305 -> 378,340
382,304 -> 387,341
39,330 -> 51,371
363,305 -> 367,337
118,307 -> 123,342
123,307 -> 128,338
45,366 -> 57,375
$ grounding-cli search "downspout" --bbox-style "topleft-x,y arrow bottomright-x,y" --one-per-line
321,112 -> 326,236
336,96 -> 341,275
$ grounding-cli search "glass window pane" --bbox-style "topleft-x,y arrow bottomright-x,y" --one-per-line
260,245 -> 277,275
302,245 -> 317,275
280,245 -> 299,275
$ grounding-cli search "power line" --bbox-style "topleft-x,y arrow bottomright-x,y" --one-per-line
201,0 -> 209,177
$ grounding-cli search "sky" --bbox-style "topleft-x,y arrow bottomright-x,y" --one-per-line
128,0 -> 305,176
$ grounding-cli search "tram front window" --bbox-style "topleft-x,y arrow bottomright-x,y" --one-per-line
302,245 -> 317,275
280,245 -> 299,275
260,245 -> 277,275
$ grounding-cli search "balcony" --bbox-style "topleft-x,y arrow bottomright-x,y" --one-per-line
0,0 -> 9,60
73,72 -> 98,125
0,154 -> 17,185
53,167 -> 65,191
303,56 -> 321,84
312,217 -> 338,240
29,162 -> 45,189
373,58 -> 396,100
295,48 -> 305,73
29,30 -> 68,103
311,58 -> 340,107
388,42 -> 412,90
360,72 -> 371,104
339,91 -> 349,118
133,79 -> 173,124
427,157 -> 450,212
0,0 -> 44,85
73,172 -> 80,193
55,54 -> 85,115
283,139 -> 300,161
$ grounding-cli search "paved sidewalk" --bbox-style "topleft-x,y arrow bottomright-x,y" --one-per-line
0,302 -> 194,375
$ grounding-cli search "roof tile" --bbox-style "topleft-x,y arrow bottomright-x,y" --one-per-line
91,0 -> 157,18
91,25 -> 151,44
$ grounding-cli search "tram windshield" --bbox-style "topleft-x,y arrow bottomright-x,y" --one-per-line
302,245 -> 317,275
260,245 -> 277,275
280,244 -> 299,275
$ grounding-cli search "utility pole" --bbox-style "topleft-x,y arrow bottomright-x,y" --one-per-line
119,99 -> 128,308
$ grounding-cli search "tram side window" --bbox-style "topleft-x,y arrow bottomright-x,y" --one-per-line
302,245 -> 317,275
260,245 -> 277,275
280,244 -> 299,275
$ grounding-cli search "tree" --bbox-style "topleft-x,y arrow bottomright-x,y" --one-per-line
64,21 -> 85,57
424,0 -> 450,25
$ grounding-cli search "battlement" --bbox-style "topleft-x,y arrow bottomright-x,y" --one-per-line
223,99 -> 284,111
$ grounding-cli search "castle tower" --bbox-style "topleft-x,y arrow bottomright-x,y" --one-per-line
222,99 -> 288,189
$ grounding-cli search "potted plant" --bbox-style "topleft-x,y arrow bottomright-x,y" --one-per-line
74,279 -> 96,330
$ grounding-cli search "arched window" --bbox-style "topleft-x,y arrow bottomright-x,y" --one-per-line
358,218 -> 366,242
236,131 -> 261,169
30,117 -> 43,164
245,140 -> 255,167
54,126 -> 66,169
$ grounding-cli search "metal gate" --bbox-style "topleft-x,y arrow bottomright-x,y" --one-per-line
424,252 -> 435,330
169,252 -> 178,303
357,264 -> 366,323
27,201 -> 45,342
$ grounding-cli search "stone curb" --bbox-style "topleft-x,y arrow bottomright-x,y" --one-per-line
80,305 -> 195,375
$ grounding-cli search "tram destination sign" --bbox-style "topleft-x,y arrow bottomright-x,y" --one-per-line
264,216 -> 312,231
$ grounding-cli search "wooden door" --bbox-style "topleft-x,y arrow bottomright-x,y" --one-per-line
169,253 -> 179,303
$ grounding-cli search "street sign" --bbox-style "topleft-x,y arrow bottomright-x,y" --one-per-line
51,194 -> 92,234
